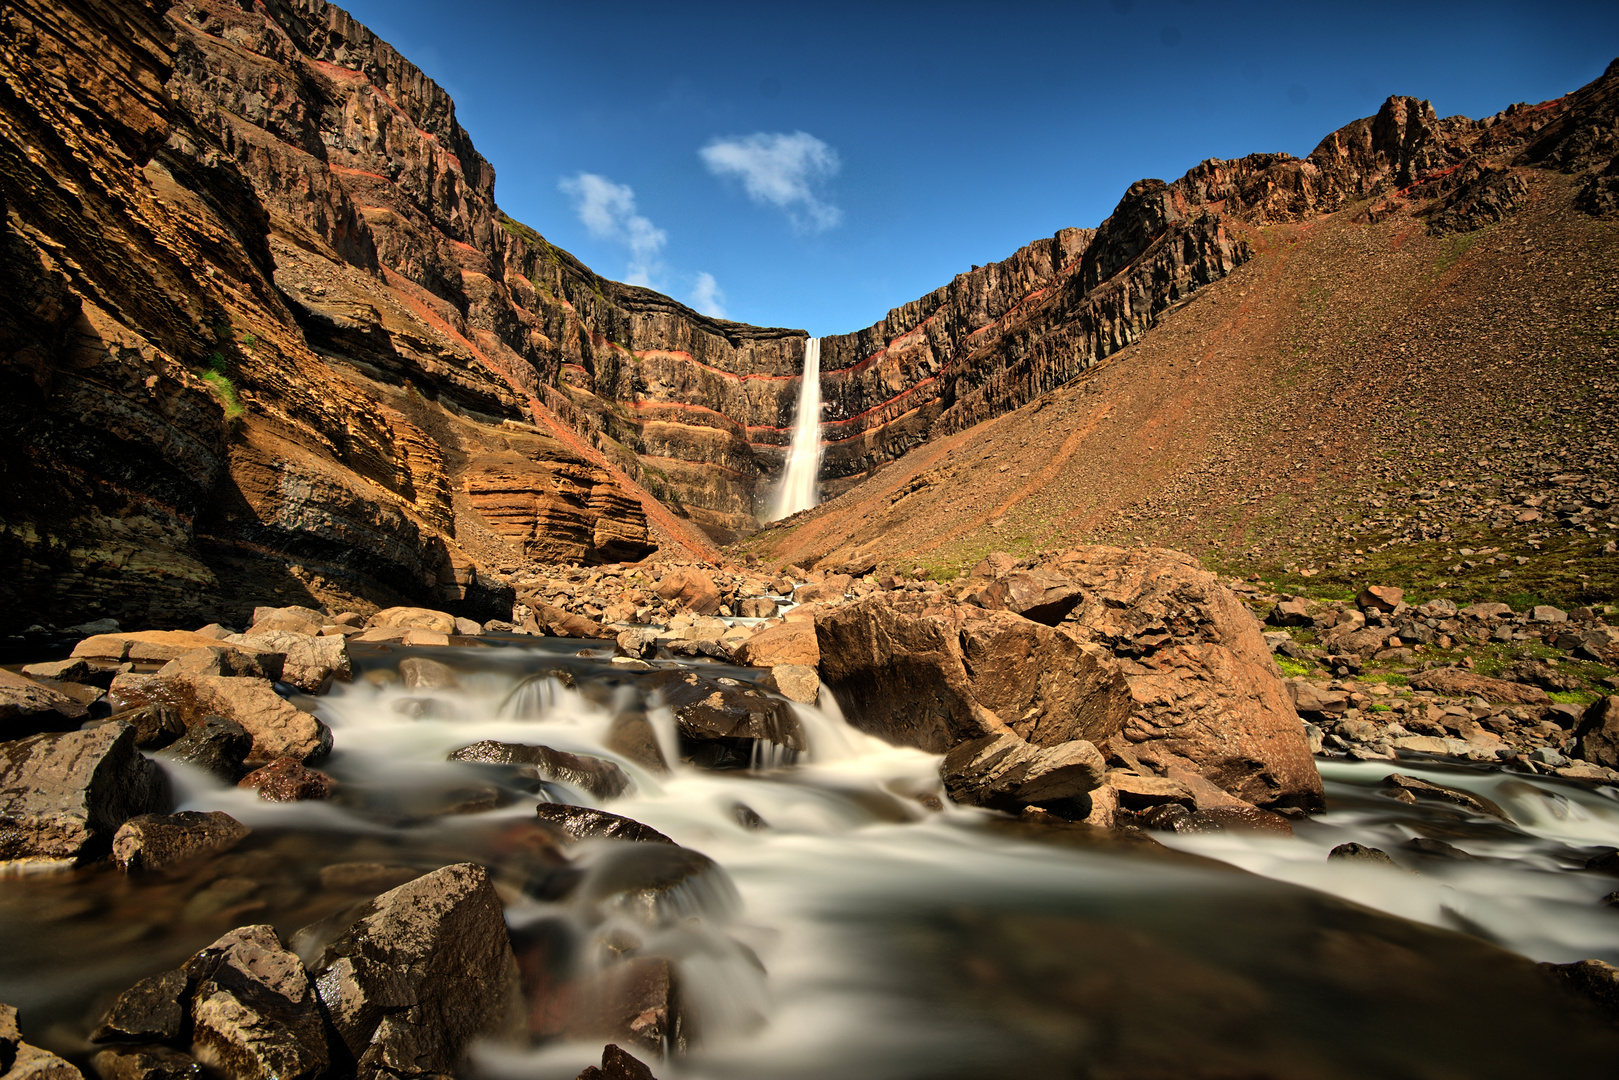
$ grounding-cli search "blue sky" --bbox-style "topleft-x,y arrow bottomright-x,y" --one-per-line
338,0 -> 1618,337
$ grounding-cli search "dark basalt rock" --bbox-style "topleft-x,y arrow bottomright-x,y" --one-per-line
450,741 -> 631,799
92,969 -> 190,1044
308,863 -> 522,1079
112,811 -> 250,873
642,669 -> 803,770
534,805 -> 675,846
1328,842 -> 1399,866
0,723 -> 170,865
1573,696 -> 1619,770
158,715 -> 253,783
184,925 -> 330,1080
577,1043 -> 659,1080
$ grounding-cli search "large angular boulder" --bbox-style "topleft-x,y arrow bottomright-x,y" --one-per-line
369,607 -> 457,634
942,733 -> 1106,813
0,724 -> 169,866
1573,696 -> 1619,769
956,611 -> 1131,747
227,631 -> 351,693
110,674 -> 331,766
971,569 -> 1085,625
91,969 -> 190,1044
734,622 -> 819,668
308,863 -> 522,1078
1049,546 -> 1323,811
159,716 -> 254,782
651,569 -> 721,615
185,925 -> 330,1080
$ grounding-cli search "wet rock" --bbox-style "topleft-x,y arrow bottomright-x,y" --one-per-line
1188,806 -> 1295,835
535,804 -> 676,845
0,724 -> 170,866
576,1043 -> 658,1080
109,674 -> 331,766
643,670 -> 803,770
576,843 -> 733,927
113,811 -> 250,873
0,668 -> 90,736
158,716 -> 253,783
1328,842 -> 1399,866
971,569 -> 1085,625
92,970 -> 189,1044
604,712 -> 668,774
238,758 -> 336,802
732,803 -> 767,830
155,648 -> 277,683
942,733 -> 1106,814
535,957 -> 686,1057
1403,837 -> 1479,861
734,621 -> 819,667
8,1041 -> 83,1079
1382,774 -> 1512,822
369,607 -> 457,634
1540,960 -> 1619,1027
397,657 -> 459,691
763,664 -> 819,704
89,1044 -> 204,1080
449,742 -> 630,800
1408,668 -> 1551,706
652,569 -> 721,615
1572,696 -> 1619,769
309,863 -> 522,1077
228,631 -> 351,694
100,705 -> 187,751
185,925 -> 330,1080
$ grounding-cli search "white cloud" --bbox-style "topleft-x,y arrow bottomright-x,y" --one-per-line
699,131 -> 842,232
689,272 -> 726,318
558,172 -> 667,287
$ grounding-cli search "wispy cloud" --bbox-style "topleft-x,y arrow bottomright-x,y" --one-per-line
699,131 -> 842,232
558,172 -> 667,287
689,272 -> 726,318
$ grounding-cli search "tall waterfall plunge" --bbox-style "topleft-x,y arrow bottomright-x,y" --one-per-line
768,336 -> 822,521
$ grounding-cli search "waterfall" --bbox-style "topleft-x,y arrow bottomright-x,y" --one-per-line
768,336 -> 823,521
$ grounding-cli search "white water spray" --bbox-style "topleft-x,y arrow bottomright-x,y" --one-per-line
768,337 -> 822,521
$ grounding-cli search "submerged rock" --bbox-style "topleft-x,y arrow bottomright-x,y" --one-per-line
113,811 -> 250,873
0,724 -> 170,866
535,805 -> 675,846
1328,842 -> 1399,866
90,1043 -> 205,1080
1541,959 -> 1619,1027
309,863 -> 522,1078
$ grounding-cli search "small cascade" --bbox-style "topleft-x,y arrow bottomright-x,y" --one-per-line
768,336 -> 823,521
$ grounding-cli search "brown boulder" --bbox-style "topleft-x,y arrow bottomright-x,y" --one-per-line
534,804 -> 675,845
250,606 -> 327,636
449,742 -> 631,800
652,569 -> 721,615
0,723 -> 170,866
577,1043 -> 658,1080
1573,696 -> 1619,769
72,631 -> 277,666
112,811 -> 250,872
1050,546 -> 1322,811
186,925 -> 329,1080
1357,585 -> 1405,613
90,1045 -> 203,1080
957,612 -> 1131,748
239,758 -> 336,802
535,957 -> 685,1057
1408,668 -> 1552,705
734,621 -> 820,667
229,630 -> 352,693
529,601 -> 616,640
972,569 -> 1085,625
814,598 -> 1004,753
794,574 -> 852,604
0,668 -> 89,736
642,669 -> 805,769
370,606 -> 458,633
92,969 -> 190,1043
110,673 -> 331,766
309,864 -> 523,1076
156,646 -> 279,682
941,733 -> 1106,813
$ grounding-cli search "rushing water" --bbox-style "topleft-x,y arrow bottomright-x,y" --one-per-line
3,640 -> 1619,1077
768,337 -> 822,521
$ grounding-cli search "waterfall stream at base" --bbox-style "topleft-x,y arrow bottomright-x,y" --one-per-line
768,338 -> 822,521
3,640 -> 1619,1078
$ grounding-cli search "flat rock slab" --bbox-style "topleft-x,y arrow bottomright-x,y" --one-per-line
0,723 -> 169,865
0,669 -> 89,736
309,863 -> 522,1079
942,733 -> 1106,813
110,673 -> 331,766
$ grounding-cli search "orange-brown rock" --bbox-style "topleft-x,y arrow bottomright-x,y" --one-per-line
652,568 -> 722,615
734,622 -> 820,668
1407,668 -> 1552,706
